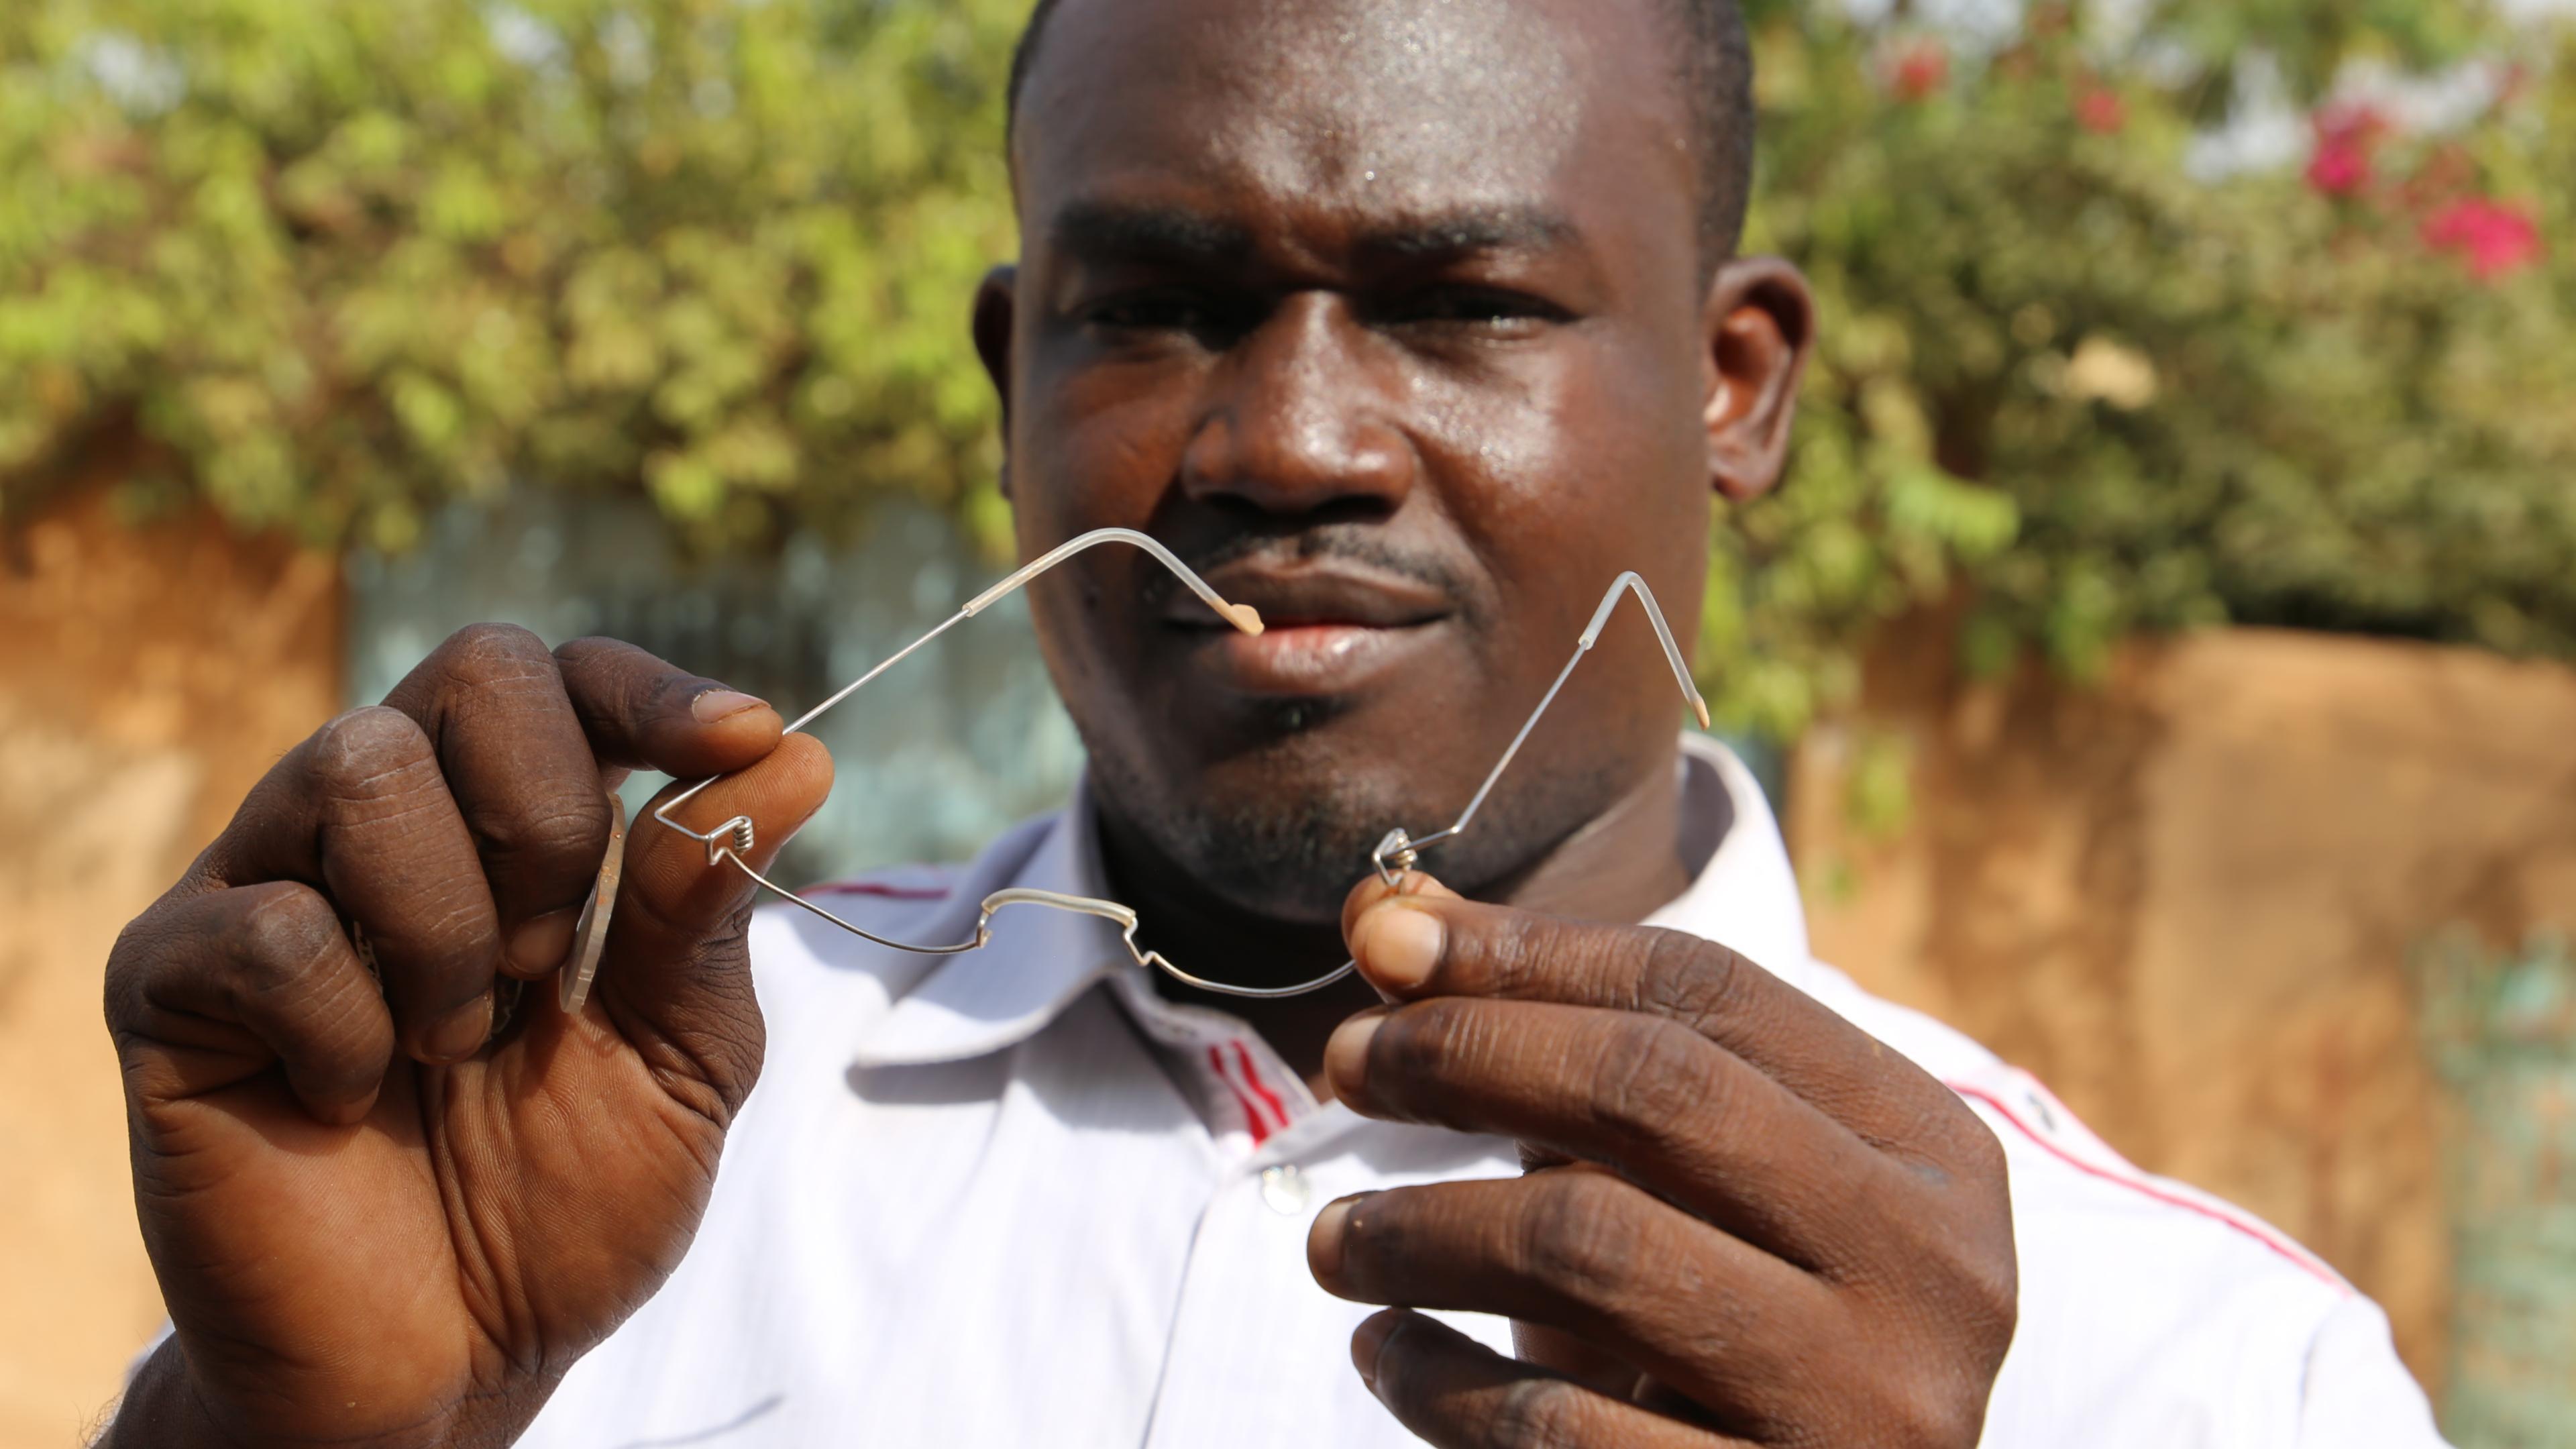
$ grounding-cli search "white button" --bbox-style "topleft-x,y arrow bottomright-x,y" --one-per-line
1259,1165 -> 1311,1216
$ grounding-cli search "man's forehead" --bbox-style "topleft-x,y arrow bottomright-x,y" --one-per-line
1014,0 -> 1694,248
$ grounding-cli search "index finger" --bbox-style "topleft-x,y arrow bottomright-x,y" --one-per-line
1340,871 -> 1965,1161
553,636 -> 786,779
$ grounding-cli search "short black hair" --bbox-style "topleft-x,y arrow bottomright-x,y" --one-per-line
1004,0 -> 1758,262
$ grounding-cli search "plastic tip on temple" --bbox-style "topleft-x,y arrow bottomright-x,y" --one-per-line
1220,602 -> 1265,636
1692,697 -> 1711,729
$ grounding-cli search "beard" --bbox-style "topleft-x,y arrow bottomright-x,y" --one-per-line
1081,715 -> 1633,926
1084,733 -> 1399,922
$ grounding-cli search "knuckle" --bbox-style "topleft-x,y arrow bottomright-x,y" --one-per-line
231,882 -> 345,982
431,623 -> 570,725
307,706 -> 435,795
1474,910 -> 1552,996
229,886 -> 374,1020
479,790 -> 609,869
1591,1014 -> 1719,1148
437,622 -> 553,685
1490,1375 -> 1592,1449
229,886 -> 391,1089
1521,1171 -> 1646,1301
1634,926 -> 1746,1028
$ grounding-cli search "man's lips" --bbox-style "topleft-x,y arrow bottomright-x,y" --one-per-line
1163,563 -> 1454,632
1160,563 -> 1454,696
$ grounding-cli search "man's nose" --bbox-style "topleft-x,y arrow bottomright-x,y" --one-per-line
1179,293 -> 1415,515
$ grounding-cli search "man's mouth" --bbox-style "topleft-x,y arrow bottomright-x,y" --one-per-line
1161,561 -> 1454,696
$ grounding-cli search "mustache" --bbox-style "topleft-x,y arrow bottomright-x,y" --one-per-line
1158,525 -> 1478,616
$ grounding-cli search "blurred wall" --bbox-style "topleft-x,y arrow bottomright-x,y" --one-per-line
0,486 -> 342,1446
1790,620 -> 2576,1407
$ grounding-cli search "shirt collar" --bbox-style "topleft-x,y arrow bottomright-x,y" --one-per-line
853,735 -> 1814,1068
1647,735 -> 1816,989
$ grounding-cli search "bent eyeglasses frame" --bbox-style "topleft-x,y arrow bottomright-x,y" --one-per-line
585,528 -> 1706,1009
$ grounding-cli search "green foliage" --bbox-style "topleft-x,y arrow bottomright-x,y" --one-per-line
1717,0 -> 2575,737
3,0 -> 2570,742
0,0 -> 1024,554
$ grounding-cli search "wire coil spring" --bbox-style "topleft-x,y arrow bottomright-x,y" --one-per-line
704,814 -> 757,865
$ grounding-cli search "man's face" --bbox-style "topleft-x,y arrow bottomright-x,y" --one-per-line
985,0 -> 1766,922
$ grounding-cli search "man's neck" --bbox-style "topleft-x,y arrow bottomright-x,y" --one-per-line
1096,747 -> 1705,1090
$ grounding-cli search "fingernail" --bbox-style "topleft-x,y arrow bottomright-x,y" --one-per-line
1352,1311 -> 1402,1393
423,996 -> 492,1063
1308,1195 -> 1355,1282
1324,1012 -> 1385,1104
692,688 -> 767,724
505,908 -> 579,977
1354,902 -> 1444,993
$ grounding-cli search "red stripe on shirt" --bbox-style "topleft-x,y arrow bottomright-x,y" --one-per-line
1209,1045 -> 1273,1146
1948,1081 -> 2346,1293
1230,1041 -> 1291,1129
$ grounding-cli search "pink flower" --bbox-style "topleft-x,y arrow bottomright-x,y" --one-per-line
2306,136 -> 2371,195
1885,40 -> 1949,102
2421,198 -> 2544,282
2308,103 -> 2380,196
2076,88 -> 2126,135
2305,103 -> 2386,197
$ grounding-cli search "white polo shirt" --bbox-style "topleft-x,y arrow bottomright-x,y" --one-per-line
517,737 -> 2449,1448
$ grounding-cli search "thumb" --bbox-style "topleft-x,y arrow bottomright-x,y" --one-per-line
581,732 -> 835,1114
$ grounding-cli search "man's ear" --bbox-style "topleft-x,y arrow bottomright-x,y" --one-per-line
1700,256 -> 1815,502
972,264 -> 1019,496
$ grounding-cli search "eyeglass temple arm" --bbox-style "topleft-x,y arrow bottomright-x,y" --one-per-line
652,527 -> 1263,860
1373,571 -> 1707,883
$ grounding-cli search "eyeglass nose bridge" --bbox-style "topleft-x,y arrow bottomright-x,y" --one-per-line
975,888 -> 1140,938
975,888 -> 1359,1000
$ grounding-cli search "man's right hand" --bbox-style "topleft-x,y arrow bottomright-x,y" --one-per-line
101,626 -> 833,1449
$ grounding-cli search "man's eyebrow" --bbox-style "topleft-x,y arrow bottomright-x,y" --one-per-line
1356,205 -> 1583,262
1048,200 -> 1585,270
1049,201 -> 1255,263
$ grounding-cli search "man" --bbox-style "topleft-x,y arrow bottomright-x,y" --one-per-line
98,0 -> 2447,1444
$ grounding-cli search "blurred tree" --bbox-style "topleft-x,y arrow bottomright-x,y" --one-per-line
1722,0 -> 2575,737
0,0 -> 1024,556
1,0 -> 2569,739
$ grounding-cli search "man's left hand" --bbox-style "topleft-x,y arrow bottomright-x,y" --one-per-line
1309,872 -> 2017,1447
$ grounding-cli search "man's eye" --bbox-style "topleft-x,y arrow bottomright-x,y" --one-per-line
1085,292 -> 1223,335
1381,287 -> 1564,330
